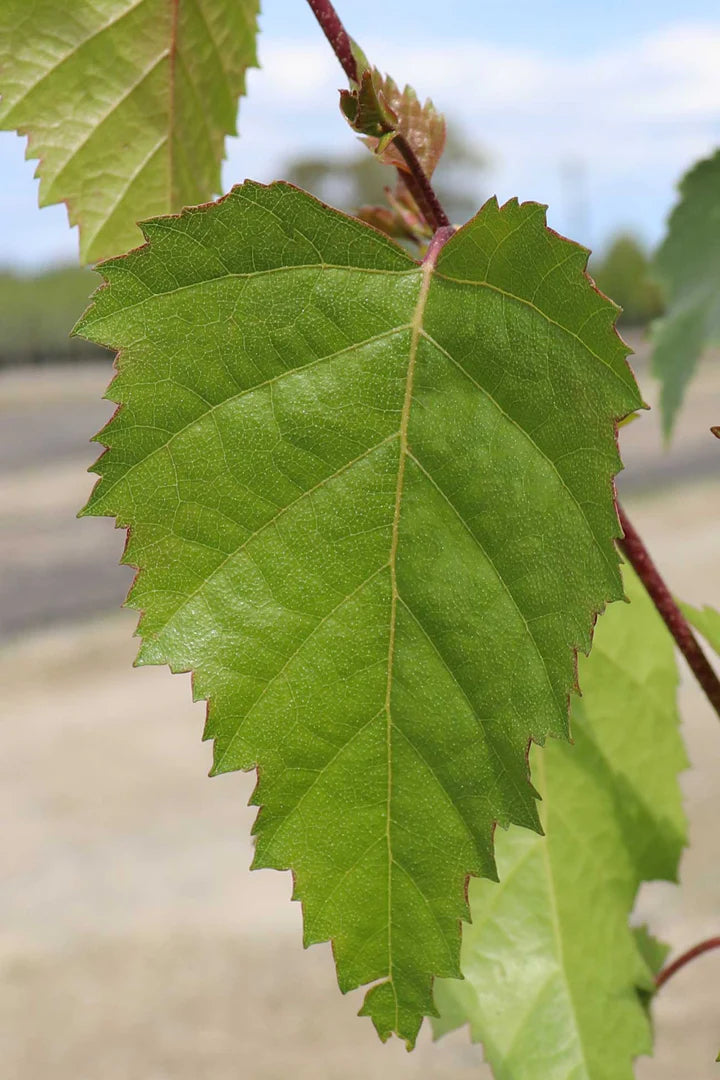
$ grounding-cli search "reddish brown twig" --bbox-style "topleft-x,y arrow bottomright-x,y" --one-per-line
391,134 -> 451,231
617,504 -> 720,720
305,0 -> 357,82
655,937 -> 720,990
304,0 -> 450,232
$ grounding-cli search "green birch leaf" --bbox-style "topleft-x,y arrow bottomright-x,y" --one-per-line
433,569 -> 687,1078
77,181 -> 641,1045
0,0 -> 259,262
651,149 -> 720,437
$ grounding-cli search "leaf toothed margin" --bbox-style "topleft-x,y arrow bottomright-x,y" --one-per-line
77,181 -> 642,1044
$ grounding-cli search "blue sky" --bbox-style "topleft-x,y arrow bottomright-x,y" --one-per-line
271,0 -> 720,53
2,0 -> 720,268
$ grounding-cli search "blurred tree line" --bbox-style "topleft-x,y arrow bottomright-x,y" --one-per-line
0,135 -> 664,366
0,265 -> 105,365
589,232 -> 664,326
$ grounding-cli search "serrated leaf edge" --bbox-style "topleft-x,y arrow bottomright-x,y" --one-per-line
75,181 -> 642,1044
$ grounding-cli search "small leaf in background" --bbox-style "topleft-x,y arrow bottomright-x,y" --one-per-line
0,0 -> 259,262
340,67 -> 447,241
340,68 -> 400,140
633,925 -> 670,1015
77,181 -> 641,1045
651,149 -> 720,438
679,600 -> 720,657
433,570 -> 687,1080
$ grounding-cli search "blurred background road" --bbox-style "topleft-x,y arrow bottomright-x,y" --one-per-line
1,332 -> 720,1079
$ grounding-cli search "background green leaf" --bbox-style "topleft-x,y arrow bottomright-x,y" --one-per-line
77,181 -> 641,1045
651,148 -> 720,437
632,925 -> 671,1016
433,569 -> 687,1079
680,599 -> 720,657
0,0 -> 259,262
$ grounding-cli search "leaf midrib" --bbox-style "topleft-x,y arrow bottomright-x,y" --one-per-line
383,250 -> 437,1022
168,0 -> 180,206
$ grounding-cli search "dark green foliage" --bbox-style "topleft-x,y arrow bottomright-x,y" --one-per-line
591,233 -> 664,326
0,266 -> 106,365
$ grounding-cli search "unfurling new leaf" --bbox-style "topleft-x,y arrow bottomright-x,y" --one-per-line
77,181 -> 641,1044
340,65 -> 447,239
0,0 -> 259,262
433,570 -> 687,1080
341,67 -> 446,179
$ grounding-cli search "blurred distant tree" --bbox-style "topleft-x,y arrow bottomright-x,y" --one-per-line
0,266 -> 104,364
284,124 -> 487,229
591,233 -> 664,326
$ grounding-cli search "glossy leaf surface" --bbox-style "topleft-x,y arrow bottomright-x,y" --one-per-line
78,181 -> 641,1044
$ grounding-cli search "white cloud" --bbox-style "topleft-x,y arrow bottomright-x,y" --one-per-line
224,20 -> 720,248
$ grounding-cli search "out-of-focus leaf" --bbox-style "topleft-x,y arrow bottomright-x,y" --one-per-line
0,0 -> 259,262
633,925 -> 671,1015
680,600 -> 720,657
433,570 -> 687,1079
633,925 -> 671,979
651,149 -> 720,437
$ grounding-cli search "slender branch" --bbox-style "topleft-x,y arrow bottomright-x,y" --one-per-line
304,0 -> 451,232
305,0 -> 357,82
617,504 -> 720,720
655,937 -> 720,990
392,135 -> 451,231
